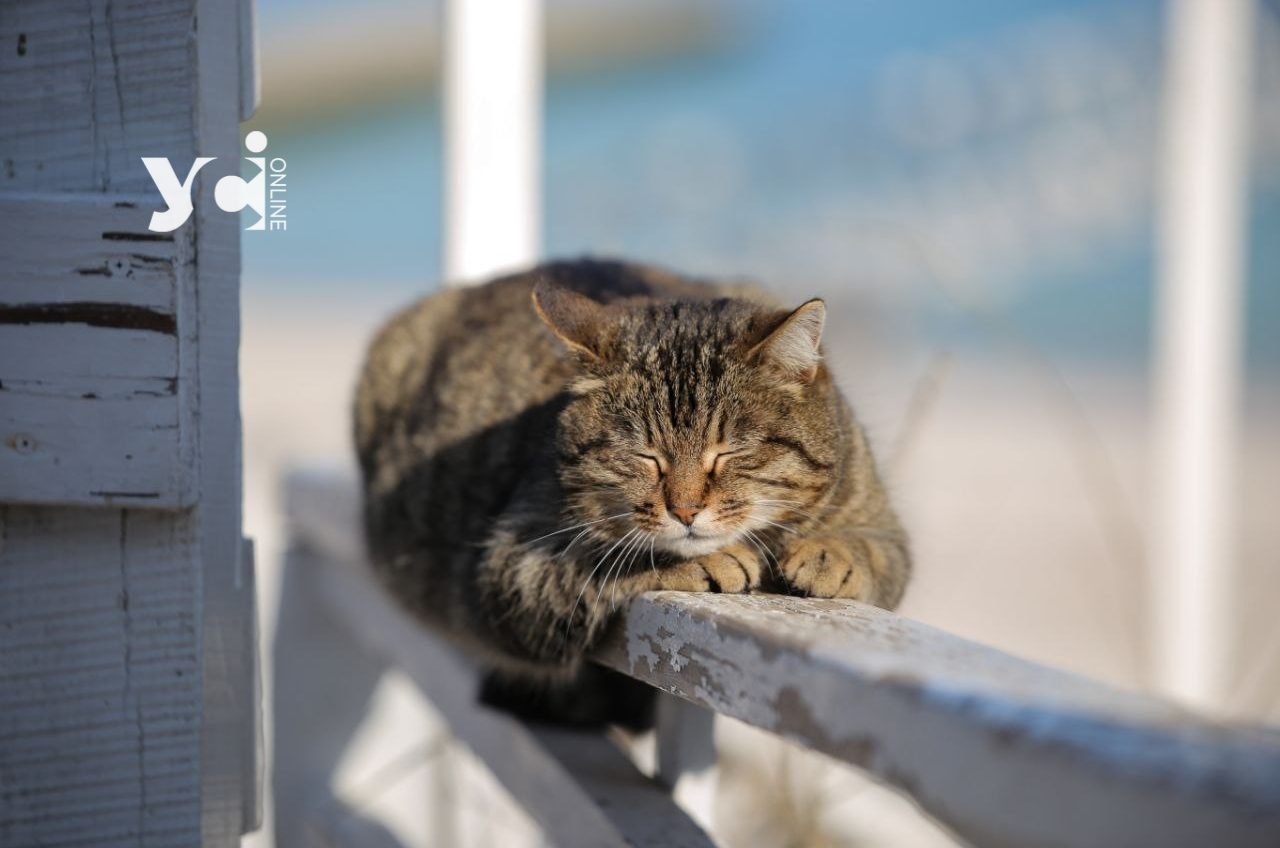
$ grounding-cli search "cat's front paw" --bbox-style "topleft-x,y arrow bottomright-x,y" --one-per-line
656,543 -> 761,594
781,537 -> 876,601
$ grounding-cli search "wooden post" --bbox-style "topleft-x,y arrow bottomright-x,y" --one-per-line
436,2 -> 544,839
654,695 -> 719,836
442,0 -> 542,283
1150,0 -> 1254,711
270,545 -> 395,847
0,1 -> 256,844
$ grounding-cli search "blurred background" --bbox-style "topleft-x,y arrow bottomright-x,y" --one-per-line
242,0 -> 1280,845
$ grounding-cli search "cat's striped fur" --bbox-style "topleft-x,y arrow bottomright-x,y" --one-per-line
354,259 -> 909,678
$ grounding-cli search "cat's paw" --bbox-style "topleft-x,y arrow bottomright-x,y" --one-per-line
657,543 -> 761,594
781,537 -> 876,600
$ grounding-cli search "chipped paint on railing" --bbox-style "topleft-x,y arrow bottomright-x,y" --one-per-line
596,591 -> 1280,848
288,470 -> 1280,848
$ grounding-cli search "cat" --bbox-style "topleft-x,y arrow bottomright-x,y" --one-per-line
354,258 -> 910,686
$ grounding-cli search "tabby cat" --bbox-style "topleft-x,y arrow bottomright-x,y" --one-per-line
354,259 -> 910,683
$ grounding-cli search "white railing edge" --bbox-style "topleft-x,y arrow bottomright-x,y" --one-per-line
282,528 -> 714,848
283,467 -> 1280,848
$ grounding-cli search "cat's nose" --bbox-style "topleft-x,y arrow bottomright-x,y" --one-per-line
670,505 -> 702,526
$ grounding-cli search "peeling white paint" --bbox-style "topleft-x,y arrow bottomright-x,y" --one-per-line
0,2 -> 255,844
289,471 -> 1280,848
626,629 -> 659,674
600,592 -> 1280,848
0,195 -> 196,508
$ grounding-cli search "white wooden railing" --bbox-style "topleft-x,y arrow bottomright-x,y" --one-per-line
280,469 -> 1280,847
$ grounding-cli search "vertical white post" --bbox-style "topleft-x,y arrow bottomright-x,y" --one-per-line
655,695 -> 719,835
443,0 -> 543,284
437,2 -> 541,839
1150,0 -> 1253,711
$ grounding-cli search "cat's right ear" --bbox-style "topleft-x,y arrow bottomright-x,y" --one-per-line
747,298 -> 826,382
532,281 -> 609,361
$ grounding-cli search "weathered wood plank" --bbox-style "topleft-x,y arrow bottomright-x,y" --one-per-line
0,193 -> 195,507
305,798 -> 414,848
236,538 -> 263,836
289,469 -> 1280,848
530,725 -> 720,848
286,472 -> 716,848
0,324 -> 177,382
654,695 -> 719,834
0,194 -> 182,311
0,506 -> 202,848
1,0 -> 255,842
0,323 -> 187,506
596,593 -> 1280,848
0,391 -> 181,505
298,546 -> 716,848
0,0 -> 196,193
191,0 -> 253,838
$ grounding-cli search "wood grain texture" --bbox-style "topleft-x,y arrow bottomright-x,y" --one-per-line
597,593 -> 1280,848
0,507 -> 202,848
1,193 -> 181,310
0,0 -> 255,843
0,0 -> 196,193
192,0 -> 252,838
188,0 -> 253,840
0,0 -> 209,836
290,469 -> 1280,848
0,193 -> 195,507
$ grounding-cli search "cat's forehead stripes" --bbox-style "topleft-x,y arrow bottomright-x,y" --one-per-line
618,299 -> 745,440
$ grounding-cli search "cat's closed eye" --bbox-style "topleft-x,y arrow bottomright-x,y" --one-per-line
705,447 -> 743,477
637,453 -> 665,480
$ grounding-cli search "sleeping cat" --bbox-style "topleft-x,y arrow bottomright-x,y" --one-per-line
354,258 -> 910,684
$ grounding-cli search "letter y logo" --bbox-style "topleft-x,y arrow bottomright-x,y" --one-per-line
143,132 -> 279,232
141,157 -> 215,232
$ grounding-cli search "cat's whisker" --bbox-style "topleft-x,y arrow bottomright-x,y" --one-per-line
526,512 -> 631,547
755,499 -> 823,523
560,524 -> 614,560
603,535 -> 633,611
742,533 -> 769,580
755,518 -> 797,535
555,526 -> 597,561
592,567 -> 615,621
611,532 -> 650,612
743,529 -> 779,580
648,534 -> 658,578
591,528 -> 640,621
567,527 -> 637,642
755,498 -> 814,508
614,530 -> 650,608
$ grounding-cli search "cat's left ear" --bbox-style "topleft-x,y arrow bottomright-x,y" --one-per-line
532,281 -> 610,361
748,299 -> 826,382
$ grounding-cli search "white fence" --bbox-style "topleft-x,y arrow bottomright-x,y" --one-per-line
281,470 -> 1280,847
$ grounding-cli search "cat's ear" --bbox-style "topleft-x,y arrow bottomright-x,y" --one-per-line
532,281 -> 609,361
748,299 -> 826,382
